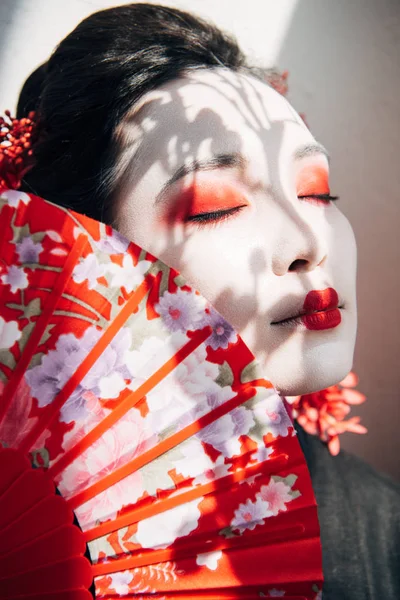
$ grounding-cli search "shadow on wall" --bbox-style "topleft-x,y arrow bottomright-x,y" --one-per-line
0,2 -> 20,57
275,0 -> 400,480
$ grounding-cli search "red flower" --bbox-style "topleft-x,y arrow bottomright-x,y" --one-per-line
0,110 -> 37,192
290,372 -> 367,456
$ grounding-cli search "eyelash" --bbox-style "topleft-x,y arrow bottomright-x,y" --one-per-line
298,193 -> 340,203
185,194 -> 340,228
185,205 -> 245,227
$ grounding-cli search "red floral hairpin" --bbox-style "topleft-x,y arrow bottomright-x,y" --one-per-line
0,109 -> 36,192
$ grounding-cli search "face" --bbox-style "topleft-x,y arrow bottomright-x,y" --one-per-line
113,68 -> 357,396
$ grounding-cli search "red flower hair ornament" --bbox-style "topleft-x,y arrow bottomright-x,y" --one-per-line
0,109 -> 37,191
0,72 -> 367,457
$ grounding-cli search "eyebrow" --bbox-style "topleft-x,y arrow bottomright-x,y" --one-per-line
155,153 -> 245,204
293,142 -> 331,163
155,142 -> 330,204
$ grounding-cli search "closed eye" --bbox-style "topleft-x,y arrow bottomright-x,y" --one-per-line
298,193 -> 339,203
185,205 -> 246,227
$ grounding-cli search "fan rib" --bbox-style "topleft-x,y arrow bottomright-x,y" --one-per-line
84,453 -> 289,542
17,273 -> 155,454
48,325 -> 213,480
0,234 -> 89,425
66,385 -> 255,511
95,595 -> 307,600
91,526 -> 311,577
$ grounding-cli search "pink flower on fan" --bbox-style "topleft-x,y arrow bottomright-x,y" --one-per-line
1,264 -> 29,293
230,496 -> 272,534
154,288 -> 206,333
290,371 -> 367,456
16,237 -> 43,263
257,478 -> 293,516
95,229 -> 130,254
59,407 -> 151,530
199,307 -> 238,350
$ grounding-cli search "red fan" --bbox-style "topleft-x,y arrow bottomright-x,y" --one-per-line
0,188 -> 323,599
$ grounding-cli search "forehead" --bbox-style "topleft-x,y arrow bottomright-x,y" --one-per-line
129,67 -> 306,127
116,68 -> 316,185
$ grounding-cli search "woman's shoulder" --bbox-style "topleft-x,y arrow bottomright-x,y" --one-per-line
297,421 -> 400,506
296,422 -> 400,600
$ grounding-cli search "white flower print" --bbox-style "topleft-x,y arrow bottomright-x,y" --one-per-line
1,189 -> 31,207
16,237 -> 43,263
25,326 -> 134,423
108,571 -> 133,595
268,589 -> 286,597
106,254 -> 151,293
192,454 -> 232,487
198,406 -> 254,458
154,288 -> 206,333
172,438 -> 213,479
1,265 -> 29,293
252,393 -> 292,438
257,478 -> 294,516
230,496 -> 272,534
250,444 -> 274,463
135,498 -> 203,550
196,550 -> 223,571
144,343 -> 220,434
125,333 -> 187,382
197,413 -> 237,457
145,376 -> 203,434
72,253 -> 105,289
0,316 -> 21,349
203,382 -> 236,411
45,230 -> 63,243
231,406 -> 255,437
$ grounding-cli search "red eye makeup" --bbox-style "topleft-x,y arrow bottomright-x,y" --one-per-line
296,165 -> 339,205
164,180 -> 250,226
296,165 -> 330,196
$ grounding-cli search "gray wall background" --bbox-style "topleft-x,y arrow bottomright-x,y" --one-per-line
0,0 -> 399,479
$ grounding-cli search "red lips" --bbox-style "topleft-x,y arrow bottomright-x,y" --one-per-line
302,288 -> 341,330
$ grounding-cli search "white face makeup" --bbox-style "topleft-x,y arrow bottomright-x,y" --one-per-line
114,68 -> 357,396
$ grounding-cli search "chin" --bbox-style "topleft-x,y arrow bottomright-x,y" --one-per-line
261,329 -> 357,397
274,362 -> 353,396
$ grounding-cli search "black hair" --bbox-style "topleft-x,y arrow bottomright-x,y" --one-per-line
17,3 -> 268,223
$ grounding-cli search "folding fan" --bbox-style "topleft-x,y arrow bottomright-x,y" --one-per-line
0,188 -> 323,599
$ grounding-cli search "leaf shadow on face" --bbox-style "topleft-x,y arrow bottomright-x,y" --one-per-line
108,70 -> 331,591
113,70 -> 329,381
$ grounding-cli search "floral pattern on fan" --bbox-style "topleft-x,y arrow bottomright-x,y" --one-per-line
0,188 -> 323,599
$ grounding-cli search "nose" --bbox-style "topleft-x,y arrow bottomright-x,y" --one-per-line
271,210 -> 328,276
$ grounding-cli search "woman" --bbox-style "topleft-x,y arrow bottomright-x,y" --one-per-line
14,3 -> 400,598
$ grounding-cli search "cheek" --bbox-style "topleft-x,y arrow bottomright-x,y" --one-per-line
326,208 -> 357,293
